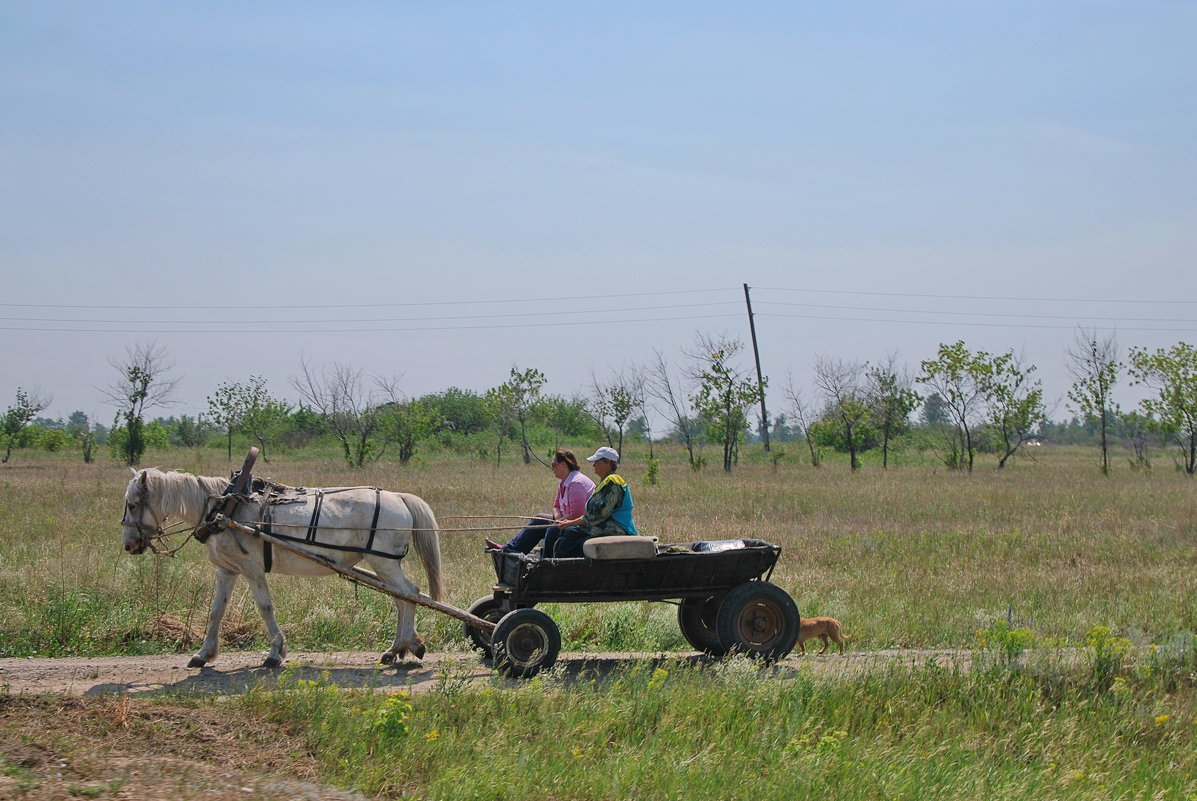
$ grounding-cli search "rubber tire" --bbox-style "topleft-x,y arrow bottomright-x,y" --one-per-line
677,594 -> 728,657
715,581 -> 800,662
462,595 -> 509,658
491,608 -> 561,679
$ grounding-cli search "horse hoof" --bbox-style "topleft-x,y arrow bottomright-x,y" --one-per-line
187,655 -> 207,668
263,656 -> 282,668
380,652 -> 396,665
412,642 -> 426,660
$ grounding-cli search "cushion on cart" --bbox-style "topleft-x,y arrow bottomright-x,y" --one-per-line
583,535 -> 657,560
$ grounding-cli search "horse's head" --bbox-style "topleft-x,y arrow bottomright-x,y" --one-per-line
121,469 -> 162,555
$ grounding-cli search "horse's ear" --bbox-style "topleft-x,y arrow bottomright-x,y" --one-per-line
130,467 -> 137,478
139,470 -> 147,487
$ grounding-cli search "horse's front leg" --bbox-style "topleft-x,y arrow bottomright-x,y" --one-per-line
190,568 -> 236,668
244,572 -> 287,668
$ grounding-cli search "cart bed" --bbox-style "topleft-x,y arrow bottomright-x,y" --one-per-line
489,538 -> 780,603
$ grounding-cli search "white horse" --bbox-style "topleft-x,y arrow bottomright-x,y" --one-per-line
121,467 -> 443,669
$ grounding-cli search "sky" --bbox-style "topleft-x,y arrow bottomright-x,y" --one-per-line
2,1 -> 1195,429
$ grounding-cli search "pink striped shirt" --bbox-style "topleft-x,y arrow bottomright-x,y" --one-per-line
554,470 -> 596,520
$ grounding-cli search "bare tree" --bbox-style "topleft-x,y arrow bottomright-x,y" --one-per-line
1066,328 -> 1119,475
813,356 -> 870,471
292,359 -> 382,468
782,374 -> 820,467
646,349 -> 702,470
101,342 -> 178,466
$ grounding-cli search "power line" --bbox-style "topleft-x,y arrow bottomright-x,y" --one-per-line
0,287 -> 735,312
0,311 -> 744,335
0,301 -> 738,326
758,310 -> 1197,334
757,300 -> 1196,324
758,287 -> 1197,305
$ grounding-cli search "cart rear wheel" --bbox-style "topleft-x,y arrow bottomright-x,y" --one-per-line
715,581 -> 799,662
677,594 -> 728,657
492,608 -> 561,679
463,595 -> 509,658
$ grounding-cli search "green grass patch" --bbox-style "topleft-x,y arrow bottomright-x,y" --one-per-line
242,643 -> 1197,800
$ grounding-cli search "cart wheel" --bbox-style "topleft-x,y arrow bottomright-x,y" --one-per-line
677,594 -> 728,657
715,581 -> 800,662
491,608 -> 561,679
463,595 -> 509,658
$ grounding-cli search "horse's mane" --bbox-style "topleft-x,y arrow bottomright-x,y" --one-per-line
137,468 -> 229,525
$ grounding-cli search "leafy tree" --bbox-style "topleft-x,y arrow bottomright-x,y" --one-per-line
1066,328 -> 1120,475
421,387 -> 490,438
278,405 -> 325,450
813,356 -> 871,471
537,395 -> 602,448
101,342 -> 178,466
207,380 -> 246,460
689,334 -> 762,472
2,387 -> 51,463
866,358 -> 921,470
493,366 -> 547,465
107,419 -> 170,461
1127,342 -> 1197,475
238,376 -> 291,462
917,341 -> 988,471
979,351 -> 1045,469
483,383 -> 519,467
165,415 -> 212,448
921,391 -> 950,426
377,398 -> 440,465
66,411 -> 97,463
587,366 -> 644,455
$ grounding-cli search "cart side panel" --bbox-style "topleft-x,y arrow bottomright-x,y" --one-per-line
491,541 -> 782,603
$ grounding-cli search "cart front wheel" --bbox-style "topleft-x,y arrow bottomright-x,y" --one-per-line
677,594 -> 728,657
715,581 -> 799,662
491,608 -> 561,679
463,595 -> 509,658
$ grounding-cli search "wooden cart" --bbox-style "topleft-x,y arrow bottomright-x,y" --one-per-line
464,539 -> 801,678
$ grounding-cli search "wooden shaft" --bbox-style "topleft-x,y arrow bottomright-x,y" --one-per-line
214,515 -> 497,632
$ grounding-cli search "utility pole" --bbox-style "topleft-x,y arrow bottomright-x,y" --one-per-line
743,283 -> 770,453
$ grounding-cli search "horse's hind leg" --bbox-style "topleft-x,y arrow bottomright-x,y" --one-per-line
190,568 -> 236,668
243,573 -> 287,668
372,562 -> 424,663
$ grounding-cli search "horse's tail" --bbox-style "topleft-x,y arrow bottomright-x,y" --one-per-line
401,493 -> 444,602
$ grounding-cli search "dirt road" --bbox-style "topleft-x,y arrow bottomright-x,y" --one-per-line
0,648 -> 974,697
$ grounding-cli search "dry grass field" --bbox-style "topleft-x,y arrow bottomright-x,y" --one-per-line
0,445 -> 1194,658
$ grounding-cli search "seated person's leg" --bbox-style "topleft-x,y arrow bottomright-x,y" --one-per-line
550,526 -> 591,559
504,515 -> 552,553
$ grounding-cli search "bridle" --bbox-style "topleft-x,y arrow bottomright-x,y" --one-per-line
121,480 -> 193,556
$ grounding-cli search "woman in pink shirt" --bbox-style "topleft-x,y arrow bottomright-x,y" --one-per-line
487,448 -> 596,554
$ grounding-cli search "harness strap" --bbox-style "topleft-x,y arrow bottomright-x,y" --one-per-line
306,489 -> 325,543
365,487 -> 382,552
261,502 -> 274,573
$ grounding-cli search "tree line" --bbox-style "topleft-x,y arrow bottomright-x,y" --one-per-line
4,332 -> 1195,475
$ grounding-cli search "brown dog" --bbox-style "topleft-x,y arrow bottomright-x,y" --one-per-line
797,617 -> 849,655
